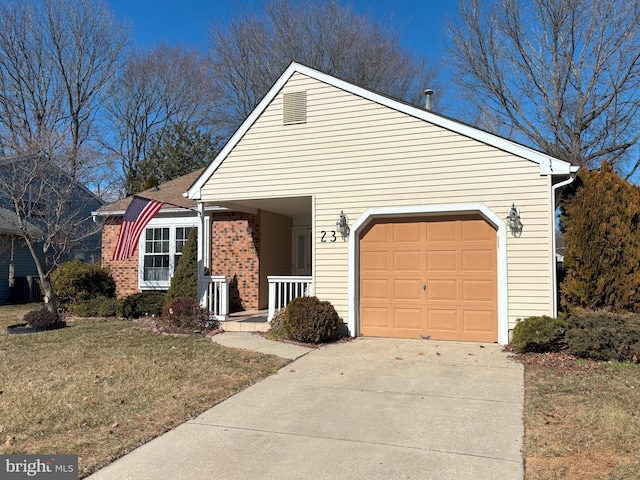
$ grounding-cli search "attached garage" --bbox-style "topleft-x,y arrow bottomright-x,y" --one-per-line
359,215 -> 497,342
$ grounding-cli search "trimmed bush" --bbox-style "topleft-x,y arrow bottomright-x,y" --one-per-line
284,296 -> 339,344
69,296 -> 118,317
511,315 -> 567,353
267,308 -> 289,340
165,228 -> 198,305
566,310 -> 640,361
51,260 -> 116,306
24,307 -> 64,328
162,297 -> 219,331
118,291 -> 166,319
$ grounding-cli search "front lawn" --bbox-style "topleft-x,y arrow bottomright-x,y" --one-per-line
523,353 -> 640,479
0,304 -> 289,477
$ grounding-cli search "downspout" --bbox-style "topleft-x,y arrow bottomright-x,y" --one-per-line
551,172 -> 577,317
197,202 -> 206,308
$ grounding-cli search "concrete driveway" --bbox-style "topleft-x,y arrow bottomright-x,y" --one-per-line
89,337 -> 524,480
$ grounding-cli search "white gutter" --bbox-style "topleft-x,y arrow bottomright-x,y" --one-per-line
551,172 -> 578,316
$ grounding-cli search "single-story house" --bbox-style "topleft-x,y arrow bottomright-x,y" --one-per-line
184,62 -> 578,344
98,63 -> 578,344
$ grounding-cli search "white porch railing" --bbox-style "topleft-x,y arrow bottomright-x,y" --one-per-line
201,276 -> 229,321
267,275 -> 313,321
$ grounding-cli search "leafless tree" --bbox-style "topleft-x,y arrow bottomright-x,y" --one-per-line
447,0 -> 640,172
0,0 -> 128,180
103,44 -> 216,196
0,155 -> 102,313
208,0 -> 440,135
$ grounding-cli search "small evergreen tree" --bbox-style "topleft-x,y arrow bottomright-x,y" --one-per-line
560,161 -> 640,312
165,228 -> 198,304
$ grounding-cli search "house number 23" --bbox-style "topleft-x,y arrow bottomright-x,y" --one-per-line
320,230 -> 337,242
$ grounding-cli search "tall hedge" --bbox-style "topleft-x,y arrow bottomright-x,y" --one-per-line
560,161 -> 640,312
165,228 -> 198,304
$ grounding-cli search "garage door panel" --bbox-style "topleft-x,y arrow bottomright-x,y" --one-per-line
427,279 -> 457,302
426,250 -> 457,272
360,278 -> 388,299
427,309 -> 458,331
393,250 -> 423,272
361,307 -> 390,328
461,219 -> 496,241
392,279 -> 423,301
462,280 -> 496,302
426,221 -> 457,242
360,250 -> 389,271
393,222 -> 422,242
463,309 -> 495,332
360,216 -> 497,342
394,308 -> 422,330
461,249 -> 494,272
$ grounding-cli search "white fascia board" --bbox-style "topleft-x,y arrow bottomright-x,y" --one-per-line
187,62 -> 574,200
92,205 -> 228,217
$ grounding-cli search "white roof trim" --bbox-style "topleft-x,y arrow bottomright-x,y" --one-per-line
186,62 -> 576,200
92,205 -> 227,217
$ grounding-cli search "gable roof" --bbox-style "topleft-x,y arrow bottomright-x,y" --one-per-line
0,207 -> 43,237
0,154 -> 104,205
95,169 -> 204,216
186,62 -> 578,201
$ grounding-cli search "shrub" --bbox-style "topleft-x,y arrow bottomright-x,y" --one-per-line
162,298 -> 219,331
24,307 -> 64,328
267,308 -> 289,340
51,260 -> 116,306
69,296 -> 118,317
566,310 -> 640,361
284,296 -> 339,344
511,315 -> 567,353
165,228 -> 198,305
118,291 -> 166,319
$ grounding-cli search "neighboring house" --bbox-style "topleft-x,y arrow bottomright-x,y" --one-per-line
180,62 -> 579,344
0,155 -> 104,303
0,208 -> 44,304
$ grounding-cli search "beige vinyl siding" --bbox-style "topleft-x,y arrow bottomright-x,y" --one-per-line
259,211 -> 292,309
201,72 -> 555,330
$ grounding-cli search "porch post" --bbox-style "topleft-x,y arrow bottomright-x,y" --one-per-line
197,202 -> 206,308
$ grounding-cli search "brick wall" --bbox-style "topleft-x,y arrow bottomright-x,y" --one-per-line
210,212 -> 260,312
102,216 -> 139,298
102,212 -> 262,312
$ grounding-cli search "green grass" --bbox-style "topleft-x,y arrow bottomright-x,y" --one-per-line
0,304 -> 289,477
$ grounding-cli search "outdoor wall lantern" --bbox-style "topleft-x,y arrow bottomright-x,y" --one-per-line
336,210 -> 350,239
506,203 -> 523,237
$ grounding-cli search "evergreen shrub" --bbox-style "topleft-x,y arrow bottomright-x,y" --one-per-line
165,228 -> 198,305
284,296 -> 339,344
118,291 -> 166,319
51,260 -> 116,306
566,310 -> 640,361
511,315 -> 567,353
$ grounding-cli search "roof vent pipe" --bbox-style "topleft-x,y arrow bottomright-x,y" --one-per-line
424,89 -> 434,111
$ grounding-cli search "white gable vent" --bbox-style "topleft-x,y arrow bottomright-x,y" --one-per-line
283,90 -> 307,125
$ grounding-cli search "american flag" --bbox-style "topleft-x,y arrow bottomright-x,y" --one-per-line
112,196 -> 164,261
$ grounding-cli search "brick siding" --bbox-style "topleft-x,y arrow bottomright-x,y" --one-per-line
102,212 -> 261,312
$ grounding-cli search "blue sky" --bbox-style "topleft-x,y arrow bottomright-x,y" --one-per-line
105,0 -> 457,67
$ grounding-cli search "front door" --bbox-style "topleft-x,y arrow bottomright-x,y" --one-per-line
292,227 -> 312,275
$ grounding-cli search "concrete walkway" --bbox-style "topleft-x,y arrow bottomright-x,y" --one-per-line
89,337 -> 524,480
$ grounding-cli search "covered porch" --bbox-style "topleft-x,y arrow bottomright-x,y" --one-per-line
195,196 -> 313,323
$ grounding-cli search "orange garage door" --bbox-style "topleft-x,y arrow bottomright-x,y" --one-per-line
359,215 -> 497,342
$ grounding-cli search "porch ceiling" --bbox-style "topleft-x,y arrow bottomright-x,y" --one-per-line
210,196 -> 312,218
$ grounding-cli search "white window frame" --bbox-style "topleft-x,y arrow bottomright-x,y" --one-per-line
138,216 -> 204,290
